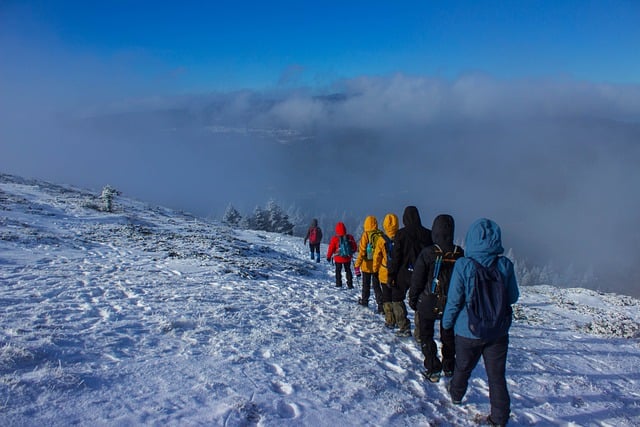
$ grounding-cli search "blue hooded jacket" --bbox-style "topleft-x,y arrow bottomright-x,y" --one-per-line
442,218 -> 519,339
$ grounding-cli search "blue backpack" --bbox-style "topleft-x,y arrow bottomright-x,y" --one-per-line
381,234 -> 393,267
467,258 -> 512,340
338,236 -> 355,257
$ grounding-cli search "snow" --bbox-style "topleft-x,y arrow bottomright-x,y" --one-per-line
1,173 -> 639,427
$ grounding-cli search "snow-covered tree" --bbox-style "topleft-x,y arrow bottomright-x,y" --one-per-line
265,200 -> 294,235
100,185 -> 120,212
222,203 -> 242,227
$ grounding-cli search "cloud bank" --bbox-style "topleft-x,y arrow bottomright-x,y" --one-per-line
2,25 -> 639,295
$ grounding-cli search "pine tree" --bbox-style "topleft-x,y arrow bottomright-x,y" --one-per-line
222,203 -> 242,227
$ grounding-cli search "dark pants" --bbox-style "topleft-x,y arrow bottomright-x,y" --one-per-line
417,313 -> 455,373
450,335 -> 511,425
309,243 -> 320,255
334,262 -> 353,287
380,282 -> 392,303
361,272 -> 382,307
391,269 -> 411,302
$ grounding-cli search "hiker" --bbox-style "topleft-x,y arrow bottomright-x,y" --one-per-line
387,206 -> 432,337
303,218 -> 323,262
354,216 -> 384,312
326,222 -> 358,288
409,214 -> 464,381
373,213 -> 399,328
442,218 -> 519,427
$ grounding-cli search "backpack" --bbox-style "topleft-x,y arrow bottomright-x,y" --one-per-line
421,246 -> 462,320
338,235 -> 355,257
381,234 -> 393,267
467,258 -> 512,340
365,230 -> 382,261
309,227 -> 320,244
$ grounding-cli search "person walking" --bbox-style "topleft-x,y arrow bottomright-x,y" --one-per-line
373,213 -> 399,328
303,218 -> 323,262
354,215 -> 384,312
442,218 -> 519,426
387,206 -> 432,337
326,222 -> 358,289
409,214 -> 464,381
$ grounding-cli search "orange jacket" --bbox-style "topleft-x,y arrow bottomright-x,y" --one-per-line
354,215 -> 381,273
373,213 -> 399,284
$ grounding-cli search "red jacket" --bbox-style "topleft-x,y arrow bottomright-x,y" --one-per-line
326,222 -> 357,263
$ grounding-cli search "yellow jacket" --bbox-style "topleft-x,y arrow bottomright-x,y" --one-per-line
373,213 -> 399,284
354,216 -> 380,273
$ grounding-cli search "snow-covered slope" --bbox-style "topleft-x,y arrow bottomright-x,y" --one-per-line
1,173 -> 639,426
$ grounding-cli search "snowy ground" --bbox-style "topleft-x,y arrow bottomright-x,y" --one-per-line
1,173 -> 639,426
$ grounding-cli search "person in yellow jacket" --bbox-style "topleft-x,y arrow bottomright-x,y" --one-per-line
354,216 -> 383,312
373,213 -> 399,328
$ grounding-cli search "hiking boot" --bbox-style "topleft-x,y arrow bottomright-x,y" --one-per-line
357,298 -> 368,306
483,416 -> 506,427
335,284 -> 343,287
446,383 -> 462,405
347,284 -> 354,289
421,370 -> 441,383
395,328 -> 411,337
384,322 -> 396,329
377,305 -> 384,314
443,370 -> 454,378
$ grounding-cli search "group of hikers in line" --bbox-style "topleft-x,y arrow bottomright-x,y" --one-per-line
303,206 -> 519,427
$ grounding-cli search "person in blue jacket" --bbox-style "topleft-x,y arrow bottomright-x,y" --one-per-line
442,218 -> 519,427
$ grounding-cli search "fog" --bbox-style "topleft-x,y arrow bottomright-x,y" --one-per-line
2,33 -> 639,297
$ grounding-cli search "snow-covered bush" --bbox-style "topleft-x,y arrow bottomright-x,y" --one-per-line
100,185 -> 121,212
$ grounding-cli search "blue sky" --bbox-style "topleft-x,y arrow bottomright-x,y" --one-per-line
3,0 -> 639,93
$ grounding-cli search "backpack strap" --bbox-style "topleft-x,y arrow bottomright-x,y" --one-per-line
431,252 -> 443,294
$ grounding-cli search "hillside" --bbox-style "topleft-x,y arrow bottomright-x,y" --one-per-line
1,173 -> 639,426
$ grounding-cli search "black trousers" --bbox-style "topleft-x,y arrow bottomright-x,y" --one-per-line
416,313 -> 455,372
361,272 -> 382,306
449,335 -> 511,425
334,262 -> 353,287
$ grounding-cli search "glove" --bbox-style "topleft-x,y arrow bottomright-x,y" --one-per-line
354,266 -> 361,277
326,257 -> 332,264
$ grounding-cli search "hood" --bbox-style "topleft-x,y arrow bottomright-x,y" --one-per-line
402,206 -> 422,227
431,214 -> 455,252
383,213 -> 399,238
363,216 -> 378,232
335,222 -> 347,236
464,218 -> 504,264
310,218 -> 318,228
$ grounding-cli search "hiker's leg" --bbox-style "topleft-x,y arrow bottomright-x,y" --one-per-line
371,274 -> 383,311
360,272 -> 371,303
345,262 -> 353,288
334,262 -> 343,286
450,335 -> 483,403
483,335 -> 511,425
440,322 -> 456,373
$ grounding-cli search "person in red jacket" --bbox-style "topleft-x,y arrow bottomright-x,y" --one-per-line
326,222 -> 358,288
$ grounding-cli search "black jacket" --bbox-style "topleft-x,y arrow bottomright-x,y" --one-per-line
388,206 -> 432,286
409,214 -> 464,308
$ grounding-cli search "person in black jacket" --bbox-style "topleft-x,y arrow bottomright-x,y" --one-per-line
409,214 -> 464,381
387,206 -> 432,337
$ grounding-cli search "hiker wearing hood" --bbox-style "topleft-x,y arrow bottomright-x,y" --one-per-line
354,216 -> 384,312
373,213 -> 399,328
326,222 -> 358,288
303,219 -> 323,263
409,214 -> 464,381
387,206 -> 433,337
442,218 -> 519,426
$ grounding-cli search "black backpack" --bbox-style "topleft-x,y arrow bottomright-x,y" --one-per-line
421,246 -> 462,320
467,258 -> 512,340
381,234 -> 393,267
